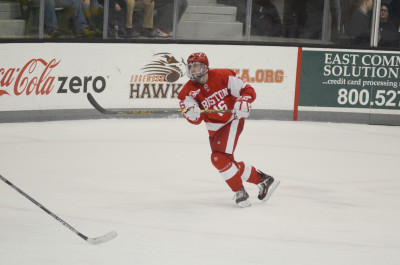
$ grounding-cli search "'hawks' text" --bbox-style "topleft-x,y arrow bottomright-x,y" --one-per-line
130,83 -> 182,99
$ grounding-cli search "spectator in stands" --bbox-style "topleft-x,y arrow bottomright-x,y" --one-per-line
346,0 -> 373,46
82,0 -> 102,37
382,0 -> 394,10
154,0 -> 188,38
282,0 -> 344,41
40,0 -> 61,38
107,0 -> 126,38
251,0 -> 282,37
382,0 -> 400,30
299,0 -> 324,39
41,0 -> 96,38
379,4 -> 400,47
125,0 -> 155,38
282,0 -> 306,38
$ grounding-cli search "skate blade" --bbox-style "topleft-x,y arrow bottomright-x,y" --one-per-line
237,199 -> 251,208
261,179 -> 280,202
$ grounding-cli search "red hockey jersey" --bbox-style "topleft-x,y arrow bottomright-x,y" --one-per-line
178,69 -> 256,137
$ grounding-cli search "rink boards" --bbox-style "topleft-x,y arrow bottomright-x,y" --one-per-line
0,43 -> 399,125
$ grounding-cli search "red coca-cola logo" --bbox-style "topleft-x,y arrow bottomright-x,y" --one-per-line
0,58 -> 60,96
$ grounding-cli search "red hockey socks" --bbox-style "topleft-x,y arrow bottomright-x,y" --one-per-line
220,162 -> 262,192
238,162 -> 263,185
210,151 -> 262,192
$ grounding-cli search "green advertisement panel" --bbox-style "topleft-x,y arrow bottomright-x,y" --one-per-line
299,49 -> 400,110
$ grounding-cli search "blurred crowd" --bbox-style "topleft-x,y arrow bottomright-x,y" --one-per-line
220,0 -> 400,48
17,0 -> 188,38
5,0 -> 400,48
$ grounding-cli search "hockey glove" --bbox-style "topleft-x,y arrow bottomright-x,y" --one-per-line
234,96 -> 252,119
184,104 -> 201,121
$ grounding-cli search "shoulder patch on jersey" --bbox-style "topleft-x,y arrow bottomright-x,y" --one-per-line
189,89 -> 201,98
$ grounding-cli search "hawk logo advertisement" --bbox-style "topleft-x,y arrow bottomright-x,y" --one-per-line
141,52 -> 186,82
129,52 -> 187,99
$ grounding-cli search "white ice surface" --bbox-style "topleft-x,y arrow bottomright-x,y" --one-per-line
0,118 -> 399,265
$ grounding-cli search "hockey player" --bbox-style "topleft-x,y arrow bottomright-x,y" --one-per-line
178,52 -> 280,207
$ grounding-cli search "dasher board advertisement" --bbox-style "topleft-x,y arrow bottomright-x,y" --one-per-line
0,43 -> 298,112
299,48 -> 400,115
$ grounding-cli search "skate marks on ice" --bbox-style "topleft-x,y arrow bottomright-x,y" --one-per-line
0,119 -> 399,265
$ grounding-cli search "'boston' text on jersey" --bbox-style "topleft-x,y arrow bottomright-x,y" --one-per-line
201,87 -> 229,109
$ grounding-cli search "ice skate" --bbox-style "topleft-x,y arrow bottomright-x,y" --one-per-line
257,171 -> 280,202
233,187 -> 251,208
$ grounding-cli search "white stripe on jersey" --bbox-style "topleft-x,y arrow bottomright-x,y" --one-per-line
225,119 -> 239,154
220,163 -> 239,181
228,74 -> 246,97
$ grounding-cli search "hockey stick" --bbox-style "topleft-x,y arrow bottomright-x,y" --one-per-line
87,93 -> 234,115
0,174 -> 117,245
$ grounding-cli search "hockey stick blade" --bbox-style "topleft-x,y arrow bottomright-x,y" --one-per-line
0,174 -> 117,245
87,93 -> 233,115
86,230 -> 118,245
87,92 -> 108,114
